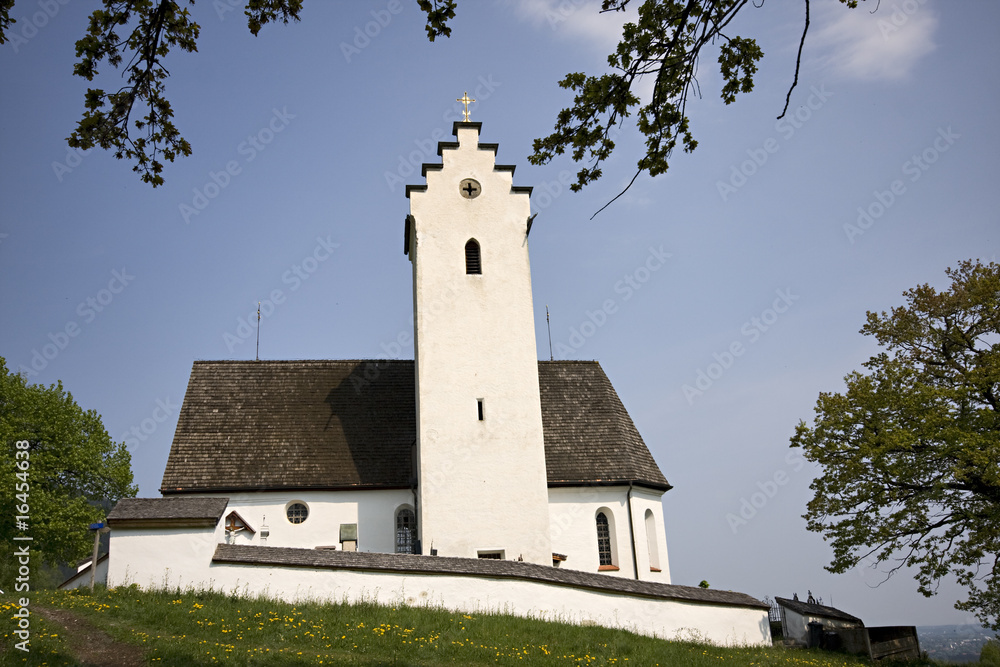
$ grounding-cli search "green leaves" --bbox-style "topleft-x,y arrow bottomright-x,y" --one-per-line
1,0 -> 866,190
245,0 -> 302,36
530,71 -> 638,193
719,36 -> 762,105
57,0 -> 456,187
0,0 -> 13,45
529,0 -> 877,209
68,0 -> 201,187
530,0 -> 763,197
416,0 -> 457,41
793,260 -> 1000,630
0,357 -> 137,569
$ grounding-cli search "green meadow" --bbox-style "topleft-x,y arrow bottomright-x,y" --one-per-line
0,587 -> 956,666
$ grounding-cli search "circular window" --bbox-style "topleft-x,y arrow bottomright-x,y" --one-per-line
459,178 -> 481,199
286,502 -> 308,524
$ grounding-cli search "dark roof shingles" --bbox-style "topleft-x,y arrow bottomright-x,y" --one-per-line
775,597 -> 864,624
162,361 -> 414,493
108,497 -> 229,523
538,361 -> 669,490
161,360 -> 668,493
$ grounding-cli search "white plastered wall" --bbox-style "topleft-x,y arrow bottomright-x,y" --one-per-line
59,557 -> 110,590
409,124 -> 551,564
548,486 -> 670,583
165,490 -> 415,553
108,526 -> 219,590
629,487 -> 671,583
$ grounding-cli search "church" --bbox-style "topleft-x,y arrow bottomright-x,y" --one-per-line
105,111 -> 771,644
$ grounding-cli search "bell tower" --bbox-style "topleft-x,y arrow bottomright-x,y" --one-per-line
405,116 -> 551,565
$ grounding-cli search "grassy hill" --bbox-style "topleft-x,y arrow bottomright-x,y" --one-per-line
0,586 -> 960,666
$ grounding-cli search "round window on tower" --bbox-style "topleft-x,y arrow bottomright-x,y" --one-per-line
459,178 -> 481,199
286,502 -> 309,524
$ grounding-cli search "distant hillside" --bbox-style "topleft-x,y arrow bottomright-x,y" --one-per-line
917,624 -> 994,664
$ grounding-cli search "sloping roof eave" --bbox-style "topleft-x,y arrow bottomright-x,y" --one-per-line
547,479 -> 673,492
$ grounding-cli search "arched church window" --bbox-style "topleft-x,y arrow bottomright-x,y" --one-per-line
645,509 -> 661,572
465,239 -> 481,274
286,502 -> 308,524
596,511 -> 613,567
395,507 -> 416,553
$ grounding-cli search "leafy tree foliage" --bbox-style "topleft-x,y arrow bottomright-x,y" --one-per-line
0,1 -> 13,46
0,0 -> 859,193
68,0 -> 200,187
416,0 -> 457,41
791,260 -> 1000,631
0,357 -> 137,574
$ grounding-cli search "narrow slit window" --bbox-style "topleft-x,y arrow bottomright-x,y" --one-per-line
477,399 -> 484,421
465,239 -> 481,274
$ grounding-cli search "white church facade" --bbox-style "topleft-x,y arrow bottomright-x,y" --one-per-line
106,119 -> 771,645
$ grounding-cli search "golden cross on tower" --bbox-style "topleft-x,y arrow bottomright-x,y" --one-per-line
457,91 -> 476,122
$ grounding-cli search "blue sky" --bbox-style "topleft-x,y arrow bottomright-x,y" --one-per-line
1,0 -> 996,628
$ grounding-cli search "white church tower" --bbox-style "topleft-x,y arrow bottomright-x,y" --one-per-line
405,109 -> 552,565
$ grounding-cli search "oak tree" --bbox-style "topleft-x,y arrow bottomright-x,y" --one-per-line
0,0 -> 860,197
791,260 -> 1000,631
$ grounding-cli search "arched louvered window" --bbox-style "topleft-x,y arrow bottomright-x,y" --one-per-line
465,239 -> 481,274
596,511 -> 613,566
395,507 -> 416,554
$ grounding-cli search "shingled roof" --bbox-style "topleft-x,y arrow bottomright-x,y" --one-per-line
539,360 -> 668,489
108,497 -> 229,528
775,597 -> 864,625
161,360 -> 669,494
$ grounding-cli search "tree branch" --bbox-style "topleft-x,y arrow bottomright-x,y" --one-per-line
777,0 -> 809,120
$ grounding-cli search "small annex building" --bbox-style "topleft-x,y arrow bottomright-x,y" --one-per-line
774,596 -> 921,659
775,596 -> 865,647
106,118 -> 771,645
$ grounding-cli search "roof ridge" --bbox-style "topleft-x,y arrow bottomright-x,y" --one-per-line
191,359 -> 416,365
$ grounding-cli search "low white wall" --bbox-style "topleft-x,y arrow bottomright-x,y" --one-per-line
204,562 -> 768,645
109,531 -> 768,646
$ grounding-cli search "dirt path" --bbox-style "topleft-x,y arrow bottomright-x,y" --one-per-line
33,606 -> 146,667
